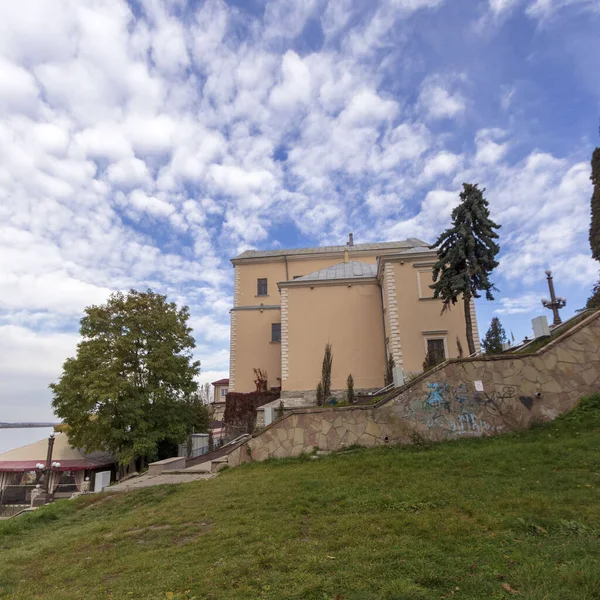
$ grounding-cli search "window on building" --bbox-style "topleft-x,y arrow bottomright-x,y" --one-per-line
426,338 -> 446,363
220,388 -> 228,397
257,278 -> 268,296
271,323 -> 281,342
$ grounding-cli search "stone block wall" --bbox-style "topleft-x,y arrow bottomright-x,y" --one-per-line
227,311 -> 600,467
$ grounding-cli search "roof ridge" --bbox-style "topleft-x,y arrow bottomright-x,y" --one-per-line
291,260 -> 378,283
233,238 -> 431,261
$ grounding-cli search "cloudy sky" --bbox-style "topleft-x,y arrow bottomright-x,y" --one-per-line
1,0 -> 599,422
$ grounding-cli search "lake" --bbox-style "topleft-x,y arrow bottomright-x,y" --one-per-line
0,427 -> 55,455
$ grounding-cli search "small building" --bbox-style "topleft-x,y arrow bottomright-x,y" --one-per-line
229,236 -> 479,400
0,433 -> 115,509
210,378 -> 229,421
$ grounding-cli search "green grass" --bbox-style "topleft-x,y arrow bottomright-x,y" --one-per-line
1,397 -> 600,600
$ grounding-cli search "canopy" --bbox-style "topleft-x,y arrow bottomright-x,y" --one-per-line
0,433 -> 114,472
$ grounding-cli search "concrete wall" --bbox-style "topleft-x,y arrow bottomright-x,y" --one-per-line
283,282 -> 386,392
227,310 -> 600,466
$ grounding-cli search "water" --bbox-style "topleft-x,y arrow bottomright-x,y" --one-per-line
0,427 -> 55,455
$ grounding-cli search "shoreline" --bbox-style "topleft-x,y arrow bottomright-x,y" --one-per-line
0,423 -> 58,429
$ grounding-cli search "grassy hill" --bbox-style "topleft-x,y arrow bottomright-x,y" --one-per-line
1,397 -> 600,600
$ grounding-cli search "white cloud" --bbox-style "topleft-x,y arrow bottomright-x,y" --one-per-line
475,129 -> 509,165
418,78 -> 466,120
0,57 -> 39,114
494,292 -> 544,314
489,0 -> 522,16
107,157 -> 150,189
126,190 -> 175,218
0,0 -> 595,423
526,0 -> 600,19
269,51 -> 312,111
421,151 -> 462,182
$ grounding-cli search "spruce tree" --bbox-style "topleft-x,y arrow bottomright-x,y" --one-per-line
481,317 -> 507,354
590,147 -> 600,262
430,183 -> 501,355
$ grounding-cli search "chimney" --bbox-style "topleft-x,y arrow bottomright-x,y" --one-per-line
347,233 -> 354,247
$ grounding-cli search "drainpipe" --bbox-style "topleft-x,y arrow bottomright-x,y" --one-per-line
284,255 -> 289,281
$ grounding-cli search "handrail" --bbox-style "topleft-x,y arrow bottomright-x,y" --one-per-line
370,382 -> 395,396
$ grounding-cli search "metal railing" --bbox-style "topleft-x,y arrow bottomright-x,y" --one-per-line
187,446 -> 209,459
0,504 -> 28,518
1,484 -> 85,507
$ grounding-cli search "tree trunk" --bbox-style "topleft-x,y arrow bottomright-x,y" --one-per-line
463,295 -> 476,356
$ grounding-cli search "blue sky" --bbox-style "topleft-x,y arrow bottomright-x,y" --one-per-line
1,0 -> 599,421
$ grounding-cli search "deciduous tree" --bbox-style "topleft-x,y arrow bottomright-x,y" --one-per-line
50,289 -> 203,467
431,183 -> 501,355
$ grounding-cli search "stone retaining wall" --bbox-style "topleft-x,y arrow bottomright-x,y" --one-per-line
228,311 -> 600,467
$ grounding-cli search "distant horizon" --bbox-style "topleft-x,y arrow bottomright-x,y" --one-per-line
0,422 -> 58,428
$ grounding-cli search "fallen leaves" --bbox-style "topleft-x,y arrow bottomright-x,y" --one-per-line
502,583 -> 519,594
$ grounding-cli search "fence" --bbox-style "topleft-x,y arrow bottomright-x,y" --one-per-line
0,483 -> 83,507
0,504 -> 28,518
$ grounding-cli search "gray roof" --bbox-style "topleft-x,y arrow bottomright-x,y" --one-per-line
292,261 -> 378,282
234,238 -> 430,260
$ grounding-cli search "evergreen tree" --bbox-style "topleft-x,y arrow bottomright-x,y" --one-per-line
321,343 -> 333,400
316,382 -> 324,407
588,148 -> 600,311
590,147 -> 600,262
482,317 -> 508,354
50,289 -> 203,467
430,183 -> 501,355
422,352 -> 442,372
346,374 -> 355,404
586,280 -> 600,310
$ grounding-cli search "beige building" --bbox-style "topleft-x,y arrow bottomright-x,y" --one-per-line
210,378 -> 229,421
229,236 -> 479,398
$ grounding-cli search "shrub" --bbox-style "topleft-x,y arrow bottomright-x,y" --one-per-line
224,390 -> 280,436
422,352 -> 442,372
253,368 -> 268,392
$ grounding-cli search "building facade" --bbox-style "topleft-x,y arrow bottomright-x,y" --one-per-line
210,378 -> 229,421
229,237 -> 479,396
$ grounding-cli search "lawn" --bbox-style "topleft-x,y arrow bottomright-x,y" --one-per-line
1,398 -> 599,600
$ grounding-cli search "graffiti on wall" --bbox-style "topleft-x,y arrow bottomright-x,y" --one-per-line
406,382 -> 520,438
